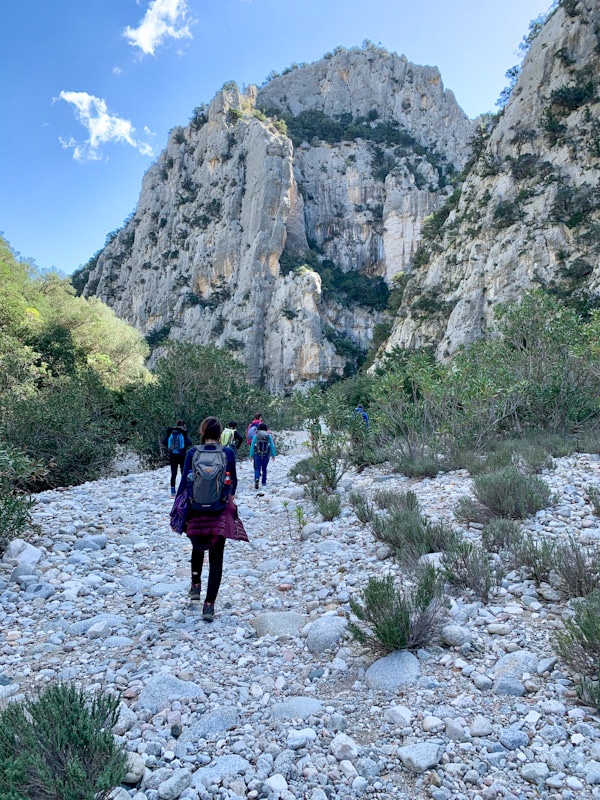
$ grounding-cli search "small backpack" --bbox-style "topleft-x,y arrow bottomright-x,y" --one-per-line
247,423 -> 259,444
168,431 -> 185,455
187,445 -> 229,511
255,430 -> 270,456
221,428 -> 235,447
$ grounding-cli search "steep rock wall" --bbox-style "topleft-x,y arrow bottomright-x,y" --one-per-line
385,0 -> 600,359
81,47 -> 474,392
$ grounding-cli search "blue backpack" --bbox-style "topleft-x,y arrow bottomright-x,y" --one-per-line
168,432 -> 185,455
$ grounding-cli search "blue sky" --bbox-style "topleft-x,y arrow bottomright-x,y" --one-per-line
0,0 -> 551,275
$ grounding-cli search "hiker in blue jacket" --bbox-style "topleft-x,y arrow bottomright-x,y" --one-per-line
163,420 -> 192,495
354,405 -> 370,429
249,422 -> 276,490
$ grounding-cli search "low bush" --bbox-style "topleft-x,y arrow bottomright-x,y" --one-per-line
393,453 -> 443,478
0,683 -> 127,800
371,503 -> 459,567
471,467 -> 551,520
556,591 -> 600,709
510,533 -> 556,583
481,519 -> 522,553
349,491 -> 375,523
587,484 -> 600,516
553,537 -> 600,599
455,497 -> 494,525
441,540 -> 501,601
316,492 -> 342,521
349,571 -> 447,652
0,446 -> 37,555
373,488 -> 419,512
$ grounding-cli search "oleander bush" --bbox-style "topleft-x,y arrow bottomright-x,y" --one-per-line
0,683 -> 127,800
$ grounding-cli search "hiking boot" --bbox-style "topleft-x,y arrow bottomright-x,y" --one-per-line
254,479 -> 259,490
202,602 -> 215,622
171,487 -> 176,496
189,583 -> 201,602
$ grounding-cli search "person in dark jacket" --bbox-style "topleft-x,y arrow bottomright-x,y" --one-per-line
176,416 -> 248,621
163,420 -> 193,496
249,422 -> 276,490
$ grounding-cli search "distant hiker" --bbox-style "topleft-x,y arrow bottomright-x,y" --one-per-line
221,420 -> 244,456
246,414 -> 262,445
354,404 -> 370,429
163,420 -> 192,496
249,422 -> 276,490
175,416 -> 248,622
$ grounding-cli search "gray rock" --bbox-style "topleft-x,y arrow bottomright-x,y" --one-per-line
271,696 -> 323,720
499,728 -> 529,750
191,755 -> 251,789
67,614 -> 126,636
124,752 -> 145,784
273,749 -> 296,779
522,763 -> 550,784
586,761 -> 600,785
365,650 -> 420,691
2,539 -> 42,567
138,673 -> 205,713
331,732 -> 359,761
23,583 -> 56,600
113,703 -> 138,735
441,624 -> 471,647
252,611 -> 307,637
143,767 -> 174,790
157,769 -> 192,800
306,615 -> 347,654
470,715 -> 493,737
494,650 -> 538,679
398,743 -> 444,773
472,673 -> 493,691
492,675 -> 526,697
179,707 -> 239,741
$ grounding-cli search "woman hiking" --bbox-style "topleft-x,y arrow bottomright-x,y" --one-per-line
175,416 -> 248,621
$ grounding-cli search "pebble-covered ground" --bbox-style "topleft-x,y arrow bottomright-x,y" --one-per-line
1,433 -> 600,800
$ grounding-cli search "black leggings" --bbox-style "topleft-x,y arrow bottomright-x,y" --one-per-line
191,538 -> 225,603
170,453 -> 186,488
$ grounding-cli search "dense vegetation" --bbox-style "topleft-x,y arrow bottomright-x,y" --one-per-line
0,237 -> 299,551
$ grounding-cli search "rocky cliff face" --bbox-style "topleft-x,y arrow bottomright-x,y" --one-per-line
385,0 -> 600,359
79,46 -> 473,393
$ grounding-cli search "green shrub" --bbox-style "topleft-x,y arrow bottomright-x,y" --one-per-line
316,492 -> 342,520
349,572 -> 446,652
441,540 -> 501,601
471,467 -> 551,520
393,453 -> 443,478
0,446 -> 37,555
0,683 -> 127,800
510,533 -> 556,583
587,484 -> 600,516
371,503 -> 459,567
349,491 -> 375,523
481,519 -> 522,553
553,537 -> 600,598
556,591 -> 600,708
373,488 -> 419,511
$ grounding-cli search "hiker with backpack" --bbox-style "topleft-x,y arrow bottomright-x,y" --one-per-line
163,420 -> 193,496
174,416 -> 248,622
220,421 -> 244,457
246,414 -> 262,445
249,422 -> 276,490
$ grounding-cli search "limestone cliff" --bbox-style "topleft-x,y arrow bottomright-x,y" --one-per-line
78,46 -> 473,393
385,0 -> 600,359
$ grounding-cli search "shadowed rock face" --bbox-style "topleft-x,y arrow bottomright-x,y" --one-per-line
80,47 -> 473,393
385,2 -> 600,360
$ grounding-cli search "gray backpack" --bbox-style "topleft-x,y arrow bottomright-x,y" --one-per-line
188,445 -> 228,511
255,430 -> 270,456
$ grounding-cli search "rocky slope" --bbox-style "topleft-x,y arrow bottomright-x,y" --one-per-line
77,47 -> 473,393
385,0 -> 600,358
2,437 -> 600,798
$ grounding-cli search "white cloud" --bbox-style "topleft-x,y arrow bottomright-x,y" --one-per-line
123,0 -> 193,56
58,91 -> 154,161
112,66 -> 124,77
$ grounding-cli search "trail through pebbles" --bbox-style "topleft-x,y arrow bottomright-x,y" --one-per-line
1,434 -> 600,800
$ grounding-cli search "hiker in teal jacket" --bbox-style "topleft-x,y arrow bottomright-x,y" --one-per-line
249,422 -> 276,489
